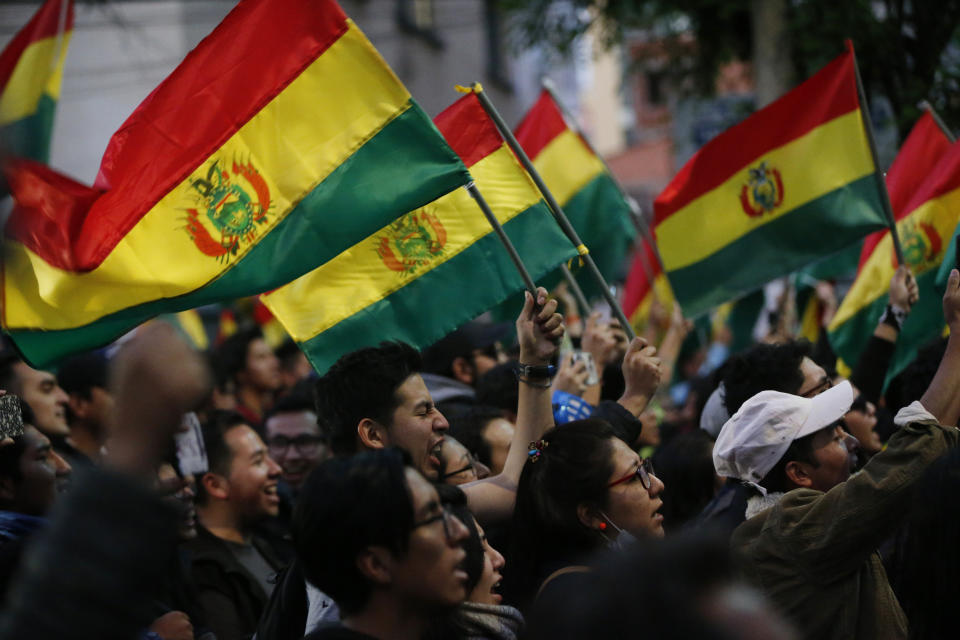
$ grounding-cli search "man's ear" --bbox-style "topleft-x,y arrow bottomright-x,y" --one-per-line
784,461 -> 814,489
576,502 -> 605,531
201,471 -> 230,501
356,546 -> 395,587
451,356 -> 475,386
358,418 -> 389,451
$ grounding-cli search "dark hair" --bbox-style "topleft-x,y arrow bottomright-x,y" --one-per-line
506,419 -> 617,608
56,351 -> 109,400
213,327 -> 263,385
276,339 -> 305,371
892,447 -> 960,640
448,405 -> 505,468
758,426 -> 826,495
651,430 -> 717,532
263,387 -> 315,424
195,410 -> 249,505
314,341 -> 422,457
475,362 -> 519,415
435,484 -> 484,593
722,340 -> 813,415
293,449 -> 415,615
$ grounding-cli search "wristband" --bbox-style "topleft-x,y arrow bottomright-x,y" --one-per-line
515,363 -> 556,379
879,304 -> 908,331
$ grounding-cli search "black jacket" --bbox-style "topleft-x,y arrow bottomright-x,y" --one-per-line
183,524 -> 284,640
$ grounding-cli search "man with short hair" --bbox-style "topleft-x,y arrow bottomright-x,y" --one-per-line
713,270 -> 960,640
0,402 -> 72,599
57,351 -> 114,465
264,393 -> 329,493
185,410 -> 285,640
0,353 -> 70,440
295,449 -> 470,640
213,328 -> 282,428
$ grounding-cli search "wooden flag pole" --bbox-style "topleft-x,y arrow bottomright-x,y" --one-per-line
469,82 -> 636,340
920,100 -> 957,143
849,40 -> 905,266
465,182 -> 538,297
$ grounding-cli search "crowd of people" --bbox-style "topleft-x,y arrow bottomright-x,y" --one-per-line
0,261 -> 958,640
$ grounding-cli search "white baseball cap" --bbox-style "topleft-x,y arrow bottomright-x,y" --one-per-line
713,380 -> 853,493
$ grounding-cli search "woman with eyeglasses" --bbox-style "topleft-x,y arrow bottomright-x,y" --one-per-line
503,418 -> 665,611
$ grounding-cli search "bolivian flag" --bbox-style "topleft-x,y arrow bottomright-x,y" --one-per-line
623,236 -> 674,335
515,90 -> 636,296
654,44 -> 889,319
0,0 -> 72,162
2,0 -> 470,368
830,134 -> 960,383
262,93 -> 576,374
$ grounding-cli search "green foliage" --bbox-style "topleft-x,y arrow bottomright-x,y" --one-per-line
501,0 -> 960,137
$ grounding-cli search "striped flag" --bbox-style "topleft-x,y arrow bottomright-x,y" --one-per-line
830,128 -> 959,382
0,0 -> 72,162
623,236 -> 674,334
514,90 -> 636,297
654,44 -> 889,318
2,0 -> 470,368
262,93 -> 577,374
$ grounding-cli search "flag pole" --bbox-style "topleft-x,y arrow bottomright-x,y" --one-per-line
465,182 -> 538,297
541,77 -> 662,283
560,264 -> 590,315
920,100 -> 957,143
849,40 -> 905,266
469,83 -> 636,340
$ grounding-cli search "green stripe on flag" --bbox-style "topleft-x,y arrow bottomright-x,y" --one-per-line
666,175 -> 887,318
8,103 -> 471,367
0,93 -> 57,163
299,202 -> 576,374
829,267 -> 944,388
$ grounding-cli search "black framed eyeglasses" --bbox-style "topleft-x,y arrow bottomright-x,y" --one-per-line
266,434 -> 325,456
411,505 -> 457,541
440,452 -> 478,481
607,458 -> 655,490
798,375 -> 832,398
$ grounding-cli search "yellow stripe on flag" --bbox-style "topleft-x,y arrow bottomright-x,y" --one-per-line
0,32 -> 71,125
4,21 -> 412,331
264,144 -> 543,341
532,129 -> 605,206
657,111 -> 874,271
830,186 -> 960,329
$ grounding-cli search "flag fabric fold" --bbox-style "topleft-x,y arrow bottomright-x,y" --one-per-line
830,130 -> 960,384
514,90 -> 636,297
2,0 -> 470,368
0,0 -> 72,163
654,44 -> 889,318
262,92 -> 577,374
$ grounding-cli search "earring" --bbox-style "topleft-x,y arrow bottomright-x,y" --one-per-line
598,522 -> 607,531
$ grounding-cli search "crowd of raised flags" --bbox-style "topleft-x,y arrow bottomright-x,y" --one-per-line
2,0 -> 960,388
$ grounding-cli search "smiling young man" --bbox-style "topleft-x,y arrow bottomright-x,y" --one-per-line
185,410 -> 285,640
712,269 -> 960,640
0,353 -> 70,441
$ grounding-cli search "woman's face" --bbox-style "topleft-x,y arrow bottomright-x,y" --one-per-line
603,437 -> 665,538
467,520 -> 506,605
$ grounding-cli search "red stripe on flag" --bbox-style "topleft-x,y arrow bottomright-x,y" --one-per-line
0,0 -> 73,95
8,0 -> 348,273
654,47 -> 859,223
622,238 -> 662,318
858,111 -> 952,269
515,90 -> 568,159
434,93 -> 504,167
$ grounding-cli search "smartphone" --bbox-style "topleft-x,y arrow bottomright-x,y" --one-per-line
572,351 -> 600,386
0,395 -> 24,440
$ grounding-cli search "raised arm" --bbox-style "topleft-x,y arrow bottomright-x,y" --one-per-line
920,268 -> 960,426
465,287 -> 562,525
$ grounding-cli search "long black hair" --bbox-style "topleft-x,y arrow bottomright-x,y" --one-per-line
504,418 -> 616,609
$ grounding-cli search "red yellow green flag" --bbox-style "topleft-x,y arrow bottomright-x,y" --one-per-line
0,0 -> 72,163
622,237 -> 674,335
829,109 -> 957,381
262,93 -> 577,374
654,44 -> 889,318
2,0 -> 470,368
514,90 -> 636,298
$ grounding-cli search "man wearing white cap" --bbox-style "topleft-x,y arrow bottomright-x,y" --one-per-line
714,270 -> 960,640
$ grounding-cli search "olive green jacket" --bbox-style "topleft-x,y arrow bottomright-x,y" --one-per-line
731,403 -> 959,640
